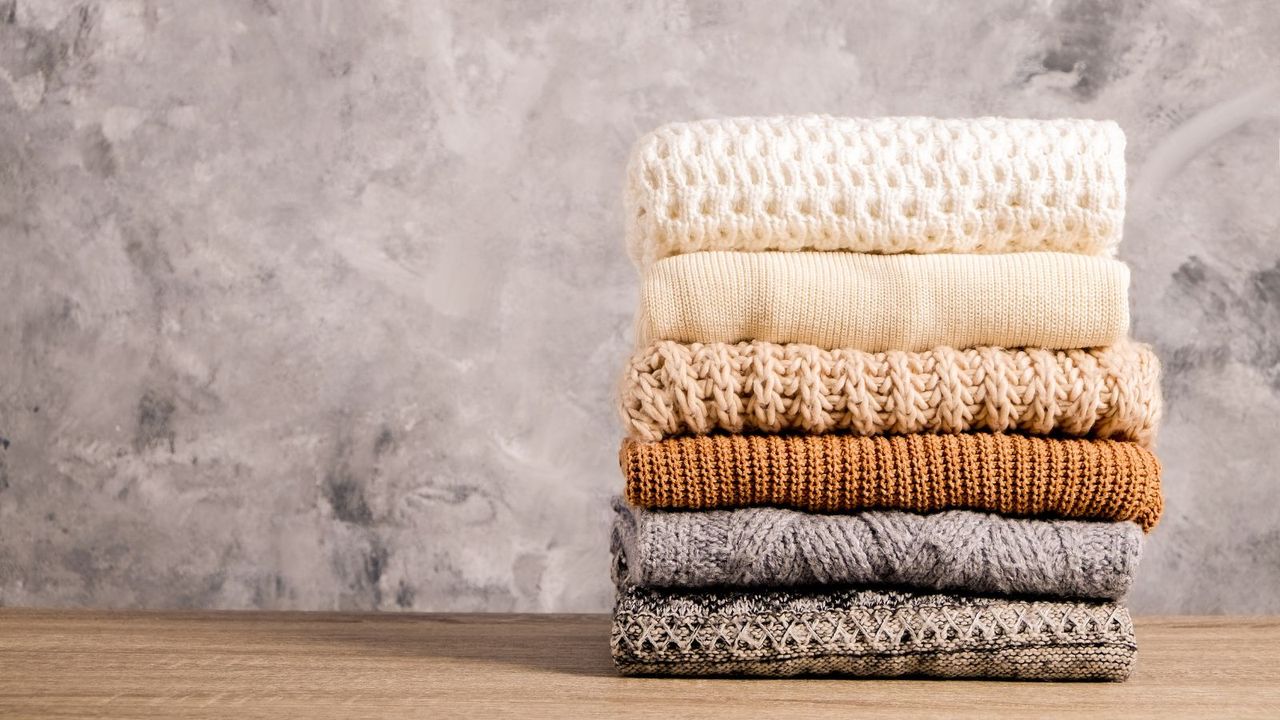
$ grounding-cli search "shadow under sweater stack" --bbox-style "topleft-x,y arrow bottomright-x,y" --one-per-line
611,116 -> 1163,681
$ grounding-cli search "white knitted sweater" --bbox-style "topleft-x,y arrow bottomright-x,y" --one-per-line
625,116 -> 1126,267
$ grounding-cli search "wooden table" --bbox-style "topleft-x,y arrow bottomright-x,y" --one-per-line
0,611 -> 1275,719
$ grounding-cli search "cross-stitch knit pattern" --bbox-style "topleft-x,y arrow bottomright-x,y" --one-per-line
621,339 -> 1161,445
639,251 -> 1130,351
611,499 -> 1143,600
622,433 -> 1163,531
612,585 -> 1135,680
625,116 -> 1126,267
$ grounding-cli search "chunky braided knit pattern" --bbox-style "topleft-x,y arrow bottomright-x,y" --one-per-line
612,585 -> 1135,680
621,433 -> 1163,531
639,251 -> 1130,351
625,116 -> 1126,267
611,499 -> 1142,600
621,339 -> 1161,445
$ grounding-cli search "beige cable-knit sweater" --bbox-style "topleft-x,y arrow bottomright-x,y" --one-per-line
625,116 -> 1126,267
637,250 -> 1129,351
619,339 -> 1161,444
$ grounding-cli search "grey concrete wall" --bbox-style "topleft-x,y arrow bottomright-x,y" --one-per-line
1,0 -> 1277,613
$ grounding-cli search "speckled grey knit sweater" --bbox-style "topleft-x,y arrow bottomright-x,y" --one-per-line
612,585 -> 1136,680
611,499 -> 1142,600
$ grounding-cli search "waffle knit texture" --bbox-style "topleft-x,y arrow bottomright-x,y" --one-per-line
621,433 -> 1162,531
638,251 -> 1129,351
621,339 -> 1161,445
612,585 -> 1135,680
625,116 -> 1126,267
610,499 -> 1142,600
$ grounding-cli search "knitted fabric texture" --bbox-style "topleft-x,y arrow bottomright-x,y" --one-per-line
625,116 -> 1126,267
621,339 -> 1161,445
612,585 -> 1135,680
638,251 -> 1129,351
611,499 -> 1142,600
621,433 -> 1162,531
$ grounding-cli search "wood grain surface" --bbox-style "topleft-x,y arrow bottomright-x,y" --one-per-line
0,611 -> 1276,719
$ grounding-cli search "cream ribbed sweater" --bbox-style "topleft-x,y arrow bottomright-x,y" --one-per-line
625,116 -> 1126,267
638,251 -> 1129,351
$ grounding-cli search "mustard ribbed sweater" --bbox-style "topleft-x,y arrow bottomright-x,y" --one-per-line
621,433 -> 1162,531
638,251 -> 1129,351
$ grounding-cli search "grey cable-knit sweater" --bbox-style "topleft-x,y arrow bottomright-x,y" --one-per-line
611,499 -> 1142,600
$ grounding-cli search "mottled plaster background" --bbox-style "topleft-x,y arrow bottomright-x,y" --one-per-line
1,0 -> 1278,613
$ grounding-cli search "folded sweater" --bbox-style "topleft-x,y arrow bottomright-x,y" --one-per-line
638,251 -> 1129,351
611,500 -> 1142,600
621,339 -> 1161,445
621,433 -> 1162,531
613,585 -> 1135,680
625,116 -> 1126,267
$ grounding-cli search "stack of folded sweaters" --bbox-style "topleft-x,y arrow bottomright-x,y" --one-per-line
609,116 -> 1163,681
